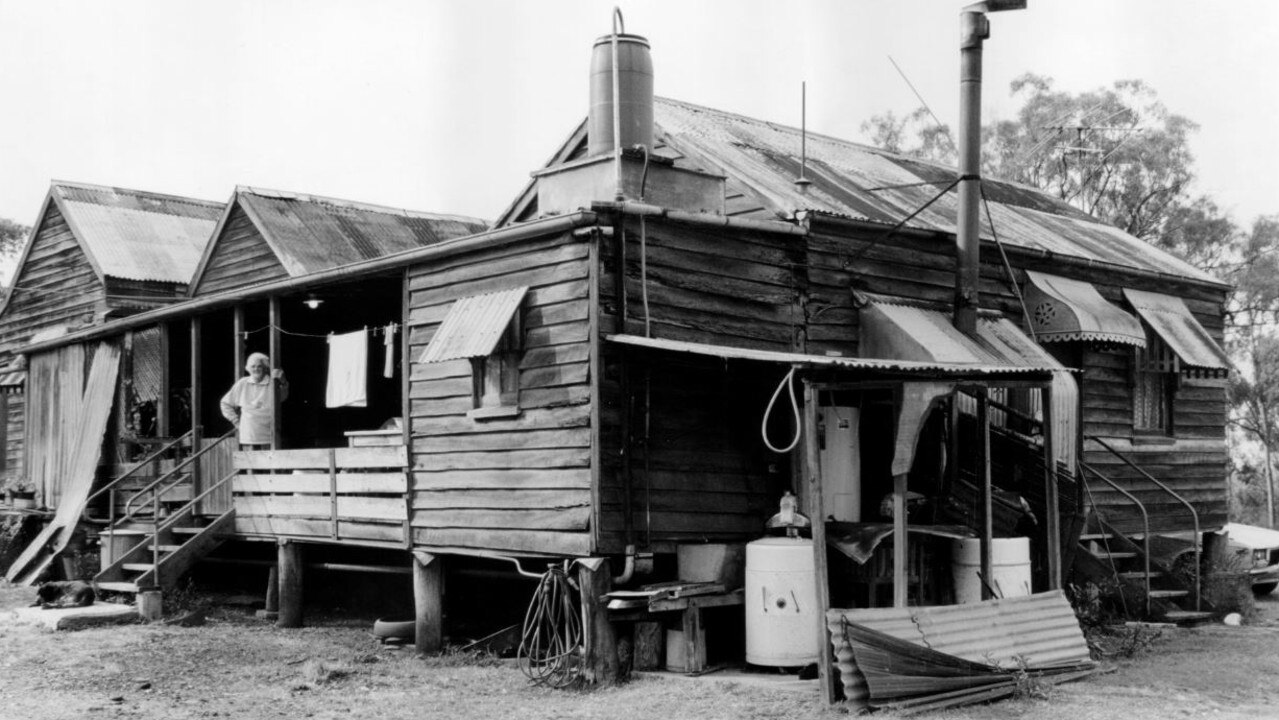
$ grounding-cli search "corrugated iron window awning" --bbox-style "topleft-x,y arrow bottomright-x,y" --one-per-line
858,301 -> 1066,371
1123,288 -> 1231,378
0,370 -> 26,393
1023,271 -> 1145,347
418,286 -> 528,363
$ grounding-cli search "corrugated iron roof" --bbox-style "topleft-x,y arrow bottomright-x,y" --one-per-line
1123,288 -> 1231,372
860,300 -> 1065,371
0,370 -> 25,387
607,333 -> 1059,376
653,98 -> 1222,286
419,287 -> 528,363
1024,271 -> 1146,346
827,590 -> 1093,670
237,188 -> 488,276
52,181 -> 223,284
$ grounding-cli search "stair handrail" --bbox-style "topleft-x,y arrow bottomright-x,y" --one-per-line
121,428 -> 236,523
168,467 -> 239,524
83,429 -> 195,517
1079,460 -> 1153,617
1085,435 -> 1201,612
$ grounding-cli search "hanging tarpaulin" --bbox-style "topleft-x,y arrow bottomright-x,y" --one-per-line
892,382 -> 957,477
7,341 -> 120,585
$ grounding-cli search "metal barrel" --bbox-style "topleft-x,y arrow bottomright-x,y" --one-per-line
587,33 -> 654,157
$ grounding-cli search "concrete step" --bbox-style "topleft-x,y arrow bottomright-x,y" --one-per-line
97,581 -> 139,593
1162,610 -> 1215,627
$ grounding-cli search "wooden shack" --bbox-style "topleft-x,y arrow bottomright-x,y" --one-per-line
0,181 -> 222,494
3,96 -> 1230,682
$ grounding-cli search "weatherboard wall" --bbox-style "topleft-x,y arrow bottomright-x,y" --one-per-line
405,233 -> 595,557
595,218 -> 805,553
805,215 -> 1229,534
191,204 -> 290,296
0,205 -> 108,485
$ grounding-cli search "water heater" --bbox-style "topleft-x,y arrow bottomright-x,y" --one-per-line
819,406 -> 861,522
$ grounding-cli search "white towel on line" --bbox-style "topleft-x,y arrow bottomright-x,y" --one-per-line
326,329 -> 368,408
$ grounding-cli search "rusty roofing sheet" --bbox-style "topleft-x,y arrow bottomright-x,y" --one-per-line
826,590 -> 1094,670
1024,271 -> 1146,346
1123,288 -> 1231,371
238,188 -> 488,276
607,333 -> 1058,376
860,301 -> 1065,371
419,287 -> 528,363
52,182 -> 223,283
653,98 -> 1220,285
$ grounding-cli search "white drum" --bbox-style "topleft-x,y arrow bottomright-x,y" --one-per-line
745,537 -> 818,666
952,536 -> 1032,603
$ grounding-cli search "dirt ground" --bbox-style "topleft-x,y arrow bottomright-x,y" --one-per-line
1,584 -> 1278,720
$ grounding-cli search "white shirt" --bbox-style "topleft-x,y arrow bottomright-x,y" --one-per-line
220,375 -> 286,445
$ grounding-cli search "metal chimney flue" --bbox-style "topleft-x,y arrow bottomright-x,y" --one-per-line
954,0 -> 1025,334
587,14 -> 654,158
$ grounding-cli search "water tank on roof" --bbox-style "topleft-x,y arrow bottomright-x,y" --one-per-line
587,33 -> 653,157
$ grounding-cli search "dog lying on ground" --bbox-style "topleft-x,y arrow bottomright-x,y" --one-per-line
32,580 -> 96,609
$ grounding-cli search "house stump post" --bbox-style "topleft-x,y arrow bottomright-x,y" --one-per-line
413,551 -> 444,654
577,558 -> 619,685
276,540 -> 304,628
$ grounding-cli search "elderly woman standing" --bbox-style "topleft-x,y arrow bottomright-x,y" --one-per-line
220,352 -> 288,447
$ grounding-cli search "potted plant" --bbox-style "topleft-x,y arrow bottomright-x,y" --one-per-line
6,478 -> 36,509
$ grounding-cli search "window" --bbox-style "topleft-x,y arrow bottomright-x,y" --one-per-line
1133,329 -> 1176,436
468,316 -> 522,419
418,286 -> 528,422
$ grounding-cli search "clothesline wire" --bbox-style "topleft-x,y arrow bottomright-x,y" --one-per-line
240,322 -> 399,341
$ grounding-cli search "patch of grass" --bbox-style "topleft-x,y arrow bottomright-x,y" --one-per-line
418,646 -> 504,669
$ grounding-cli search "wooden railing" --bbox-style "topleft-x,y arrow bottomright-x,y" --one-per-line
230,446 -> 409,547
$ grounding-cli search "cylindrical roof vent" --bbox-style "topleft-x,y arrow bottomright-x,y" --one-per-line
587,32 -> 653,157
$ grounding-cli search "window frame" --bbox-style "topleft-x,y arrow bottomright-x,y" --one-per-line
1132,328 -> 1177,438
466,313 -> 523,421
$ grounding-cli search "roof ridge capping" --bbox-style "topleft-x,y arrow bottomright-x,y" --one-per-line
235,185 -> 488,226
51,179 -> 224,210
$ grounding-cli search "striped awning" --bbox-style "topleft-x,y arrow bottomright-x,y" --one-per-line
1123,288 -> 1230,377
1023,271 -> 1145,347
419,286 -> 528,363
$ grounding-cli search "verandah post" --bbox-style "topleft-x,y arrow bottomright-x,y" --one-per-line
276,539 -> 303,628
413,551 -> 444,654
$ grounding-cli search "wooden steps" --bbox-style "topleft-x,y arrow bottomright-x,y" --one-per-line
95,507 -> 235,594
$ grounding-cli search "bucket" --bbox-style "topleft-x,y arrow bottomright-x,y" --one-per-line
677,543 -> 745,588
137,587 -> 163,622
951,537 -> 1031,604
664,628 -> 705,673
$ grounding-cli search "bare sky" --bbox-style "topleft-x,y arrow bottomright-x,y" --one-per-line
0,0 -> 1275,235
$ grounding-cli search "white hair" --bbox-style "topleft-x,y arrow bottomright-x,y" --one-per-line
245,353 -> 271,370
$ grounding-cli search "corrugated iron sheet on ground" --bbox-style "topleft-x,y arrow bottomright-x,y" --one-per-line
420,287 -> 528,363
53,181 -> 223,284
652,98 -> 1221,286
238,188 -> 488,276
826,591 -> 1095,712
827,590 -> 1093,670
